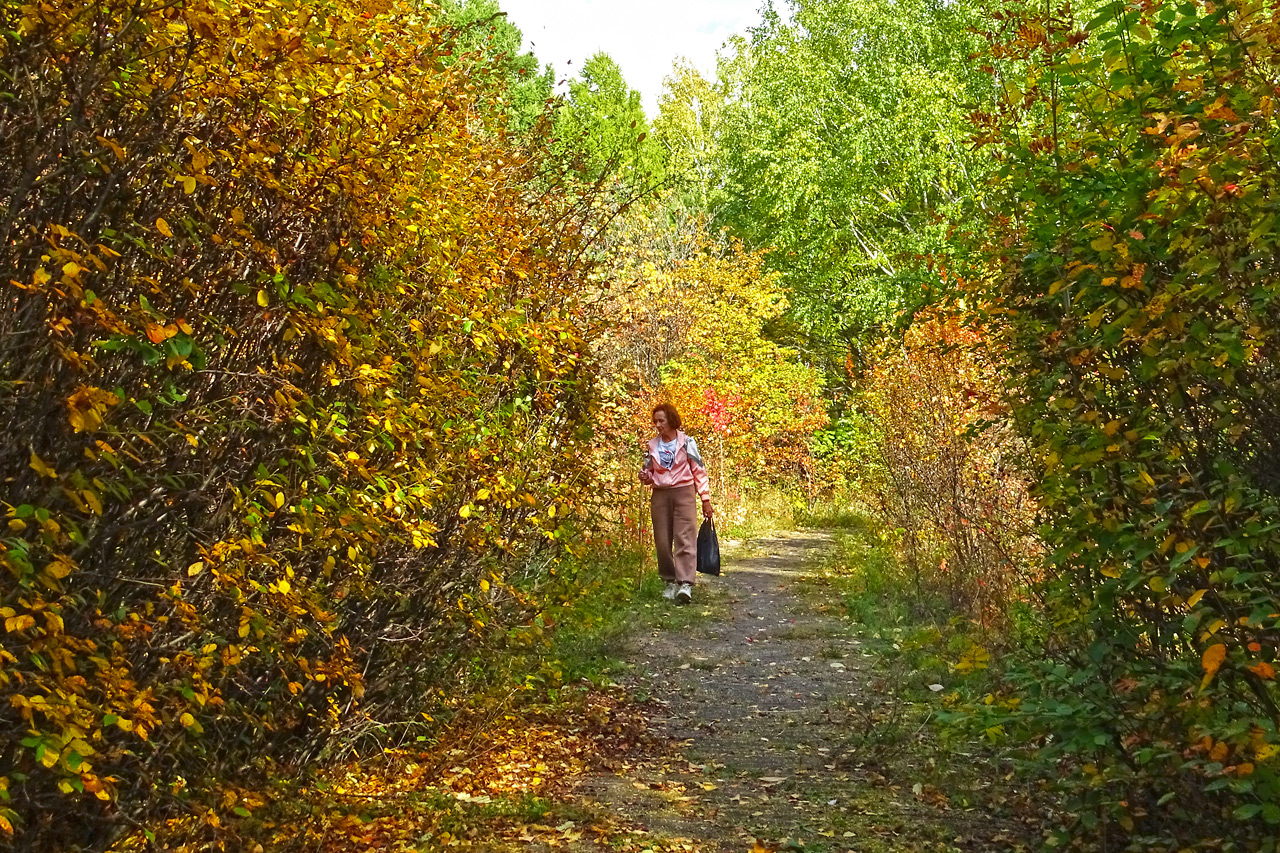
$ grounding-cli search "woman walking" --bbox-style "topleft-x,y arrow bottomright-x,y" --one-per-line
639,403 -> 713,604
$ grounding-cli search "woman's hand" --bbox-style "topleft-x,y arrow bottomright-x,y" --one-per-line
638,469 -> 654,486
702,499 -> 713,520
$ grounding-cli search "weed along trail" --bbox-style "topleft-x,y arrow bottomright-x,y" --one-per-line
568,529 -> 1039,853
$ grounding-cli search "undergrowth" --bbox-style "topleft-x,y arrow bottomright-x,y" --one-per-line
108,541 -> 715,852
798,511 -> 1057,843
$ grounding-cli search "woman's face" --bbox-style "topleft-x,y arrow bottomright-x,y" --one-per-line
653,410 -> 673,437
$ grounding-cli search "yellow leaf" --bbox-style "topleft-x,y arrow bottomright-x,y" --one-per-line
277,578 -> 291,594
1201,643 -> 1227,689
33,267 -> 50,286
82,489 -> 103,515
186,434 -> 199,447
256,290 -> 269,307
62,262 -> 81,279
183,175 -> 197,194
156,218 -> 173,238
4,615 -> 35,633
274,492 -> 285,509
180,712 -> 195,727
1148,577 -> 1166,593
45,556 -> 74,579
29,452 -> 57,479
67,385 -> 119,433
0,813 -> 11,833
479,579 -> 490,592
954,643 -> 991,673
188,562 -> 205,576
1187,589 -> 1207,608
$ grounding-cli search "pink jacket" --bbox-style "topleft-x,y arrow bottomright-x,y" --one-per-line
642,431 -> 711,500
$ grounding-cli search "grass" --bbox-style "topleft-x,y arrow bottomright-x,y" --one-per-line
535,547 -> 722,691
791,510 -> 1051,849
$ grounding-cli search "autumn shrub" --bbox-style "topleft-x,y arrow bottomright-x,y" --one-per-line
957,0 -> 1280,842
592,210 -> 828,534
0,1 -> 613,848
862,311 -> 1039,631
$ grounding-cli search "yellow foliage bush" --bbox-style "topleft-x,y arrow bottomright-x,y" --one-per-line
0,0 -> 611,846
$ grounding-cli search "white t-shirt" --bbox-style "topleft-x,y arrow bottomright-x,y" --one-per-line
657,436 -> 679,469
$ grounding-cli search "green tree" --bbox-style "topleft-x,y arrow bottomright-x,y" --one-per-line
437,0 -> 555,135
654,59 -> 724,211
713,0 -> 991,345
555,52 -> 664,192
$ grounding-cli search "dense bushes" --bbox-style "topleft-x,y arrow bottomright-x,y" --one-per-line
862,312 -> 1039,630
956,0 -> 1280,842
0,1 -> 609,847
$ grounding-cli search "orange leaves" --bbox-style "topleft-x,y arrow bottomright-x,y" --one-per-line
0,0 -> 616,845
865,309 -> 1037,625
1248,661 -> 1275,680
1200,643 -> 1227,689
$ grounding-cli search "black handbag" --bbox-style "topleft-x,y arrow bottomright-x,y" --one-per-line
696,519 -> 721,576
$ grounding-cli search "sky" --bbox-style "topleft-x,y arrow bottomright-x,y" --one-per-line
498,1 -> 767,118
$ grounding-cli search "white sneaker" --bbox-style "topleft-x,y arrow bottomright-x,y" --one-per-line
676,583 -> 693,605
662,582 -> 678,600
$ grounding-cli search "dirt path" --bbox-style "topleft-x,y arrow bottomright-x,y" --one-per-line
571,530 -> 1034,853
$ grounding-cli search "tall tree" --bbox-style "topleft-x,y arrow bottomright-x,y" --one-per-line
713,0 -> 992,345
654,59 -> 724,212
438,0 -> 555,136
554,52 -> 664,193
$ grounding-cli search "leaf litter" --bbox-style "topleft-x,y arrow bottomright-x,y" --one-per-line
116,531 -> 1048,852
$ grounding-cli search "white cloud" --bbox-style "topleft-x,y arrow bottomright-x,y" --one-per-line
498,1 -> 764,117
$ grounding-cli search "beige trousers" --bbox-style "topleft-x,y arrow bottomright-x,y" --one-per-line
651,485 -> 698,584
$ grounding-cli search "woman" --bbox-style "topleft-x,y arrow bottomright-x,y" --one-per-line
639,403 -> 713,604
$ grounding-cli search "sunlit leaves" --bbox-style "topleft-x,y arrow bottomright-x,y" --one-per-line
712,0 -> 992,342
0,0 -> 613,845
65,386 -> 118,433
